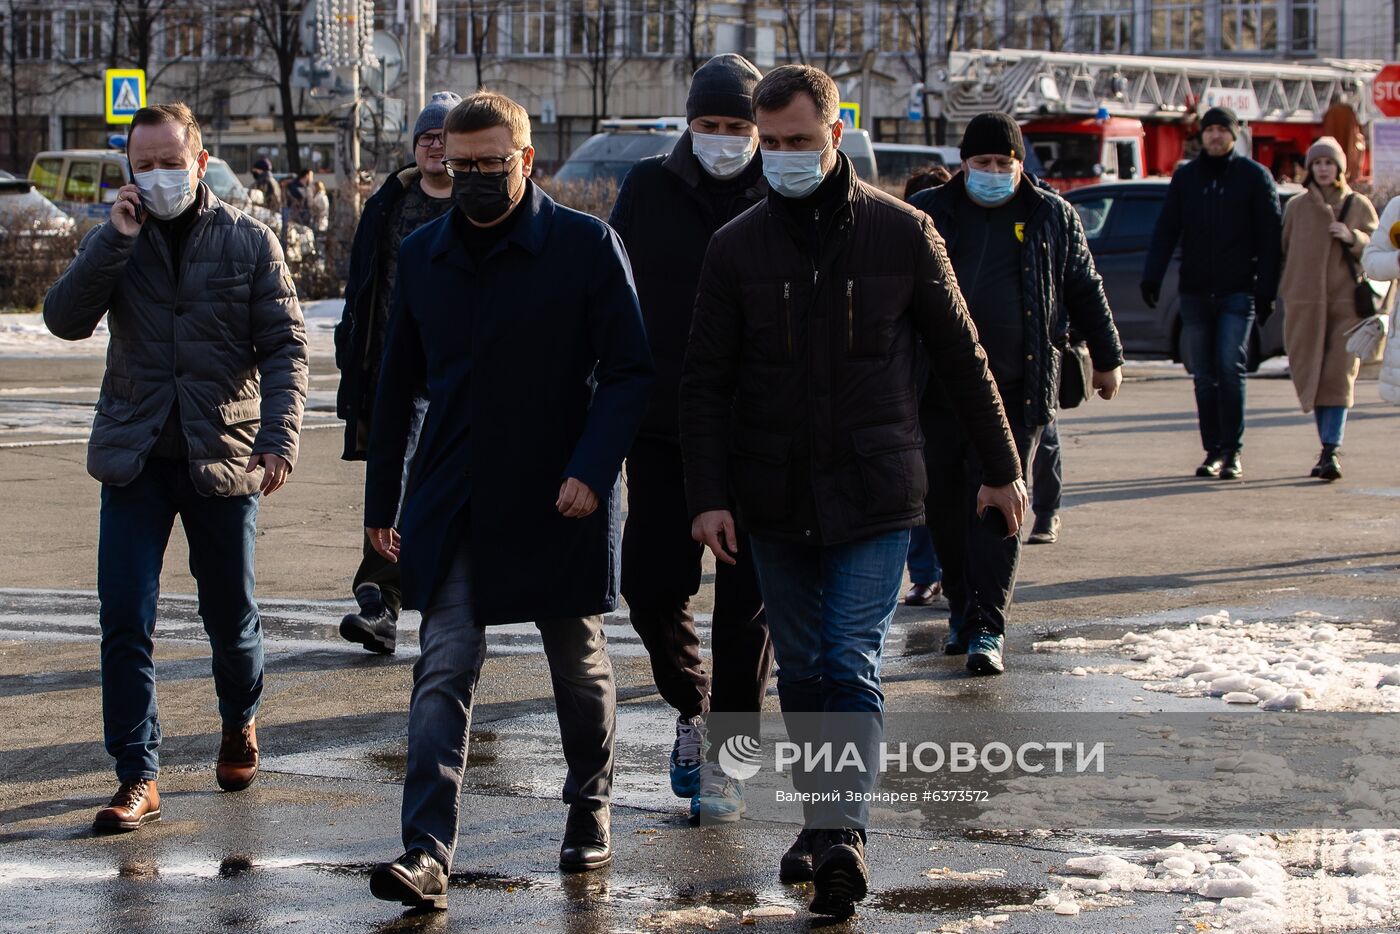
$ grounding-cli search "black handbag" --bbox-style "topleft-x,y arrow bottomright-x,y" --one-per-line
1340,194 -> 1379,319
1057,336 -> 1093,409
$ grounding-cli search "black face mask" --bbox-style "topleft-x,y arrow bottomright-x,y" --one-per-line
453,171 -> 518,225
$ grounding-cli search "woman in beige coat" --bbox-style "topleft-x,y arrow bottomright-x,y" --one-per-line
1280,137 -> 1377,481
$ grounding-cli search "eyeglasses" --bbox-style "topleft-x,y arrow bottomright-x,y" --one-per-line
442,150 -> 523,179
416,132 -> 445,150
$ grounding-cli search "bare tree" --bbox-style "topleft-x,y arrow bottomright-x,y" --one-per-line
448,0 -> 504,91
2,0 -> 48,172
677,0 -> 705,76
777,0 -> 809,64
895,0 -> 937,145
568,0 -> 625,134
247,0 -> 307,173
51,0 -> 207,97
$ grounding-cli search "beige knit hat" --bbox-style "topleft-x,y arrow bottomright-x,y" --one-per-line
1305,136 -> 1347,174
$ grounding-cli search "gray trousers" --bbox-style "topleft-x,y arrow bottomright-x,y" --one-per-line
402,542 -> 616,868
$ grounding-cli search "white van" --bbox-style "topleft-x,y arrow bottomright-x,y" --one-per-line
28,149 -> 249,231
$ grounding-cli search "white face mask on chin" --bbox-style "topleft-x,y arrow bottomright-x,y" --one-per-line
691,131 -> 756,180
134,166 -> 197,220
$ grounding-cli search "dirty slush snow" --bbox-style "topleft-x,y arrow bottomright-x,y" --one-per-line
963,610 -> 1400,933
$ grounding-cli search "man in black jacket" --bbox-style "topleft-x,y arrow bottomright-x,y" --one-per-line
1141,106 -> 1282,480
909,112 -> 1123,675
681,66 -> 1026,919
610,54 -> 772,824
333,91 -> 459,653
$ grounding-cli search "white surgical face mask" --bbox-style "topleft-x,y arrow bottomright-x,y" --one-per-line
761,136 -> 831,199
691,131 -> 756,180
133,165 -> 196,220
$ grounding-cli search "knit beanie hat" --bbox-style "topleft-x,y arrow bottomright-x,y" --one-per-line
413,91 -> 463,144
1200,106 -> 1240,140
686,54 -> 762,123
1305,136 -> 1347,175
959,112 -> 1026,162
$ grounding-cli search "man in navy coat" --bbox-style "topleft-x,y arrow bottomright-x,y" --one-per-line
362,92 -> 653,911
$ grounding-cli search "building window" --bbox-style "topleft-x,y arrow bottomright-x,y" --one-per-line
1149,0 -> 1205,53
812,2 -> 864,58
213,12 -> 255,59
874,2 -> 917,55
1008,0 -> 1071,51
509,0 -> 556,56
1074,0 -> 1134,54
1289,0 -> 1315,54
946,0 -> 1000,52
1219,0 -> 1277,52
627,0 -> 674,56
443,2 -> 501,56
65,9 -> 102,61
164,8 -> 206,60
13,9 -> 53,61
567,0 -> 613,57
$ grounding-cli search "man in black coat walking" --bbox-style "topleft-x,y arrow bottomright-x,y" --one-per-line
1141,106 -> 1282,480
334,91 -> 459,653
910,112 -> 1123,675
609,53 -> 772,825
363,93 -> 651,912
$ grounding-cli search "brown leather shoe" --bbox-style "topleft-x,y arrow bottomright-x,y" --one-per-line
216,719 -> 259,791
94,778 -> 161,832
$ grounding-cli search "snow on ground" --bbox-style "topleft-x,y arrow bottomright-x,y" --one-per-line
970,610 -> 1400,933
1035,610 -> 1400,713
0,298 -> 339,359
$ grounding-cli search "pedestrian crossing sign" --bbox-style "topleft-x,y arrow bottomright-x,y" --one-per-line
105,69 -> 147,125
839,101 -> 860,130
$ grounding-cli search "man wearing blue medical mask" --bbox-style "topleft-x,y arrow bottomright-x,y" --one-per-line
909,111 -> 1123,675
682,67 -> 1024,919
610,54 -> 771,827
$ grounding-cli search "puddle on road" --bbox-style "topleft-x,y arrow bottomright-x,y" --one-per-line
868,882 -> 1042,913
314,862 -> 545,892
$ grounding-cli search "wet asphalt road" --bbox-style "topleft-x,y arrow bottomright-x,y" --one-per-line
2,358 -> 1399,931
3,589 -> 1400,933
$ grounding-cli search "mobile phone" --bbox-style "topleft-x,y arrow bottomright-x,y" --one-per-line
978,504 -> 1009,539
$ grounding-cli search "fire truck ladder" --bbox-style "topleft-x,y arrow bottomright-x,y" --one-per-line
936,49 -> 1380,124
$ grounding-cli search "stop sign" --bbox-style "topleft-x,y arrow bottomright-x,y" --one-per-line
1373,64 -> 1400,118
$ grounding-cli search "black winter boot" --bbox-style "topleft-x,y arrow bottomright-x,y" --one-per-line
340,583 -> 397,654
1316,444 -> 1342,482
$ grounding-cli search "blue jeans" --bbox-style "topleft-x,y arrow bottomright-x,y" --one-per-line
1314,405 -> 1348,446
906,526 -> 942,586
1179,293 -> 1255,456
98,459 -> 262,782
402,542 -> 615,868
750,530 -> 909,827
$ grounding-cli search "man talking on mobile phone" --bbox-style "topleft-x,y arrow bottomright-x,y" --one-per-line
44,102 -> 307,833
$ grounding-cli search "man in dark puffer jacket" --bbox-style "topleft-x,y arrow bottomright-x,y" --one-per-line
44,103 -> 307,832
909,112 -> 1123,674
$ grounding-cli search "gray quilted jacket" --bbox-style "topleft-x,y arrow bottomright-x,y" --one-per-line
43,184 -> 308,497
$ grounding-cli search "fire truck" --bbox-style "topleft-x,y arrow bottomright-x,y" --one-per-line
933,49 -> 1380,191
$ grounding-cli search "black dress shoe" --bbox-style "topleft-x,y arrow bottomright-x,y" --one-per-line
1219,452 -> 1243,480
1026,514 -> 1060,545
1195,455 -> 1224,478
340,583 -> 397,654
779,828 -> 817,882
809,828 -> 869,919
370,849 -> 447,910
559,804 -> 612,872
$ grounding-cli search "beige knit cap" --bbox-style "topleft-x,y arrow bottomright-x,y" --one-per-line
1306,136 -> 1347,174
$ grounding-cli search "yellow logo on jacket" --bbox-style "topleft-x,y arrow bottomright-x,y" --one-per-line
1014,222 -> 1026,243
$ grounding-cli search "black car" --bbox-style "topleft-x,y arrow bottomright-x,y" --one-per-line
1063,179 -> 1297,371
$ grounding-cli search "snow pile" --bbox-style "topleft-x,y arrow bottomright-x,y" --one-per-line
1036,610 -> 1400,712
1039,831 -> 1400,933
